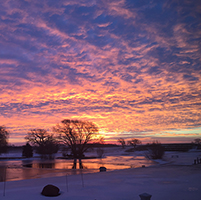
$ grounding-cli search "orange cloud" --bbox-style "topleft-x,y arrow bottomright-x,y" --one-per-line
0,0 -> 201,145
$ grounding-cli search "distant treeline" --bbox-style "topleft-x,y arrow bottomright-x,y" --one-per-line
130,143 -> 196,152
8,142 -> 118,149
7,142 -> 200,152
162,143 -> 196,152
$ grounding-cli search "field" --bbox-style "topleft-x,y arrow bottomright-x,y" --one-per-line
0,147 -> 201,200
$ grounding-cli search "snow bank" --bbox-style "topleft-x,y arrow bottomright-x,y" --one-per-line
1,164 -> 201,200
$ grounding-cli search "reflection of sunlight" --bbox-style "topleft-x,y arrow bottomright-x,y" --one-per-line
27,156 -> 154,170
0,155 -> 155,182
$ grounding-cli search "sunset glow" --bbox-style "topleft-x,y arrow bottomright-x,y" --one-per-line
0,0 -> 201,145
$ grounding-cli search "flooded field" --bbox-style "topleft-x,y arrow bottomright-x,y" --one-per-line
0,154 -> 155,182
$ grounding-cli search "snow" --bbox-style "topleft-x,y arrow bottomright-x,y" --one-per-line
0,148 -> 201,200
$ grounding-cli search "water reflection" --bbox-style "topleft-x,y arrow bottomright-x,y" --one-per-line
38,163 -> 55,169
24,159 -> 132,170
0,166 -> 6,182
23,164 -> 32,168
21,156 -> 155,174
20,156 -> 154,171
0,155 -> 155,182
22,160 -> 33,168
72,159 -> 83,169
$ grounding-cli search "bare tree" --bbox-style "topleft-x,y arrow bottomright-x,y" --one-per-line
0,126 -> 9,154
117,138 -> 126,148
193,138 -> 201,149
127,138 -> 141,149
193,138 -> 201,145
25,129 -> 58,159
53,119 -> 99,168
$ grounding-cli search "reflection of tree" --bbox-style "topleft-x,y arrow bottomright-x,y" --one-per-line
0,166 -> 6,182
38,163 -> 55,169
72,159 -> 84,169
22,160 -> 33,168
23,163 -> 33,168
72,159 -> 77,169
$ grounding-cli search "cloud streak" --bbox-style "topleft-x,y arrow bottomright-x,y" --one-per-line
0,0 -> 201,144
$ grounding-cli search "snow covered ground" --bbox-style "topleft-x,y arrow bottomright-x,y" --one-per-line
0,148 -> 201,200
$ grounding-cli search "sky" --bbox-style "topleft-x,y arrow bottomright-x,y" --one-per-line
0,0 -> 201,145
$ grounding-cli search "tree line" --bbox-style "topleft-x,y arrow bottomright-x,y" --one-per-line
117,138 -> 142,149
117,137 -> 201,159
1,123 -> 201,161
0,119 -> 99,163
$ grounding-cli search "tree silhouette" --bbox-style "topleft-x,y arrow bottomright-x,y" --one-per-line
0,126 -> 9,154
54,119 -> 99,167
25,129 -> 58,159
194,138 -> 201,144
193,138 -> 201,149
146,140 -> 165,159
127,138 -> 141,149
117,138 -> 126,148
22,142 -> 33,158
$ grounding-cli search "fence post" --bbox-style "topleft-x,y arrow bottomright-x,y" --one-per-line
3,167 -> 6,196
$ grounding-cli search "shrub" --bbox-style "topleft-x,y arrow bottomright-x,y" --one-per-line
0,126 -> 9,154
146,141 -> 165,159
22,143 -> 33,158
